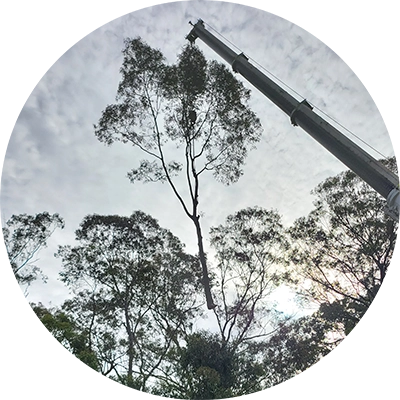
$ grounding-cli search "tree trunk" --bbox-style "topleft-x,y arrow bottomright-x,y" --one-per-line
124,306 -> 135,387
193,216 -> 215,309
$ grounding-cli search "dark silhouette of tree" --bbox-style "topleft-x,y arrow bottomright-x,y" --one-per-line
209,207 -> 289,347
261,313 -> 337,387
153,331 -> 265,399
56,211 -> 202,391
3,212 -> 64,288
94,38 -> 262,309
288,158 -> 398,336
148,207 -> 289,398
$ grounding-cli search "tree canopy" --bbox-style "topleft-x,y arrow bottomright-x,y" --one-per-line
3,212 -> 64,288
94,38 -> 262,308
6,159 -> 397,397
209,207 -> 288,347
288,158 -> 397,336
56,211 -> 203,390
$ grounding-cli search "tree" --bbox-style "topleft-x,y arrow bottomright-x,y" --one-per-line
3,212 -> 64,288
150,206 -> 289,398
180,331 -> 237,399
153,331 -> 265,399
32,302 -> 100,371
288,158 -> 398,336
261,312 -> 337,387
94,38 -> 262,309
56,211 -> 203,391
209,207 -> 288,348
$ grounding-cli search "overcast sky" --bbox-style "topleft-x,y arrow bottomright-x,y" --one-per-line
0,0 -> 400,334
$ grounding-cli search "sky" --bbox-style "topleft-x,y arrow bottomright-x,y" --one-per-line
1,1 -> 400,400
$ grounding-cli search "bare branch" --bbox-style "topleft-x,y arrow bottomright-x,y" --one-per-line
192,109 -> 218,160
185,140 -> 195,202
144,81 -> 193,219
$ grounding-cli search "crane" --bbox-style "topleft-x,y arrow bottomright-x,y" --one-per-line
186,19 -> 400,220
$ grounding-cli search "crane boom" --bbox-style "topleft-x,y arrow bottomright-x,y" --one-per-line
187,20 -> 400,219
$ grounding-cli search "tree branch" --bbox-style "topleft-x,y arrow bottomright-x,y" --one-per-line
192,111 -> 217,161
185,139 -> 195,202
144,82 -> 193,220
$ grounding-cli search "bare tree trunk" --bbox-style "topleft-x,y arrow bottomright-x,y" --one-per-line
192,215 -> 215,309
124,306 -> 135,387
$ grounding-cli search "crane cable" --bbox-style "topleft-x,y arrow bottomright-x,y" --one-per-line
202,21 -> 391,162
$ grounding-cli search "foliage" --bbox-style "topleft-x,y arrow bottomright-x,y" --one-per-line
183,332 -> 237,398
150,207 -> 290,398
94,38 -> 262,308
261,313 -> 337,387
288,158 -> 398,336
56,211 -> 203,391
210,207 -> 289,346
153,331 -> 265,399
3,212 -> 64,287
32,302 -> 100,371
95,39 -> 261,185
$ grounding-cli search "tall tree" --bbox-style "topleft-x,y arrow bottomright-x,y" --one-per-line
209,207 -> 288,348
288,158 -> 398,335
57,211 -> 202,391
94,38 -> 262,309
3,212 -> 64,288
152,208 -> 289,397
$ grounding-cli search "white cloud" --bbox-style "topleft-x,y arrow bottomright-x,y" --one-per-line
0,1 -> 393,340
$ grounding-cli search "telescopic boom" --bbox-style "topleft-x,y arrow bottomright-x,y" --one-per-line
187,19 -> 400,219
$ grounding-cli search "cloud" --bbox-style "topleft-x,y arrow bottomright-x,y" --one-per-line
1,1 -> 394,308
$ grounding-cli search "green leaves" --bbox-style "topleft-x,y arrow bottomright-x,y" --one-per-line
177,331 -> 263,399
56,211 -> 203,390
209,207 -> 288,346
263,314 -> 336,386
94,36 -> 263,310
178,45 -> 207,95
32,303 -> 100,372
94,37 -> 262,187
210,207 -> 287,274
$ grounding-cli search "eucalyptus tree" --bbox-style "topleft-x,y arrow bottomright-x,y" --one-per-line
3,212 -> 64,288
149,207 -> 288,398
288,158 -> 398,335
57,211 -> 202,391
94,38 -> 262,309
209,207 -> 288,348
